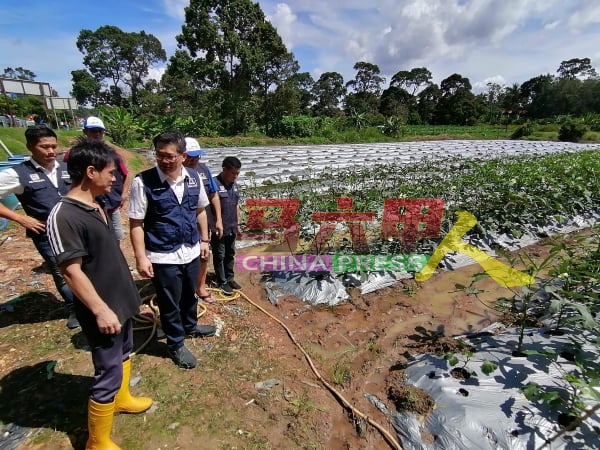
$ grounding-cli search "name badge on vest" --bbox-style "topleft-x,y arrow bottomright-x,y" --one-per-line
28,173 -> 44,183
218,185 -> 226,193
187,177 -> 198,188
60,170 -> 70,179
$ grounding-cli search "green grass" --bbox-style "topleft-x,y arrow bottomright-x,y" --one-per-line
0,128 -> 81,158
179,124 -> 516,148
3,123 -> 596,162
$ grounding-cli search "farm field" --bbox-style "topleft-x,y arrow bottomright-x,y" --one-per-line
0,140 -> 599,449
195,139 -> 600,188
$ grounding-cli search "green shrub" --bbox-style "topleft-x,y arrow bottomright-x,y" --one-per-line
582,112 -> 600,132
536,123 -> 560,133
268,115 -> 320,138
558,121 -> 588,142
382,116 -> 403,137
510,121 -> 533,139
407,111 -> 422,125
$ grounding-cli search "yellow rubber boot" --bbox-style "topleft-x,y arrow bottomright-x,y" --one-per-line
86,399 -> 121,450
114,358 -> 153,414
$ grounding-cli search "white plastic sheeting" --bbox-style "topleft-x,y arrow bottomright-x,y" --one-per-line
267,271 -> 349,306
383,322 -> 600,450
249,207 -> 599,304
200,140 -> 599,188
227,141 -> 599,301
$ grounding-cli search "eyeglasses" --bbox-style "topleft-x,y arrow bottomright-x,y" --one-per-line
155,152 -> 180,162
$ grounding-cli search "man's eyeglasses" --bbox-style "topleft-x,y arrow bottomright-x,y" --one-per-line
155,152 -> 180,162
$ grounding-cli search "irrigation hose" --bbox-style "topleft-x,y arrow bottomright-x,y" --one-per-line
128,281 -> 402,449
237,290 -> 404,450
130,283 -> 240,356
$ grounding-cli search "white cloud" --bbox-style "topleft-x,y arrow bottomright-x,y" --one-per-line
266,3 -> 298,49
147,67 -> 166,83
259,0 -> 600,89
4,0 -> 599,103
161,0 -> 187,20
473,75 -> 507,92
566,3 -> 600,29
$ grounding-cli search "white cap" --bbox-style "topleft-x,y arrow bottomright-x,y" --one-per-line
83,116 -> 105,130
184,137 -> 206,156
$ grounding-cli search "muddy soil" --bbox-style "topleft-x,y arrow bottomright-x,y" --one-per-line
0,215 -> 557,450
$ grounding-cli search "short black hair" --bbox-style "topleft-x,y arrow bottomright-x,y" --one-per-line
67,139 -> 117,184
153,130 -> 185,153
222,156 -> 241,170
25,126 -> 57,145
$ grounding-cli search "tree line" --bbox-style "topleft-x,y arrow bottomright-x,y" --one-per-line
61,0 -> 599,137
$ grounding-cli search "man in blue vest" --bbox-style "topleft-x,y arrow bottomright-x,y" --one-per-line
183,137 -> 222,303
129,131 -> 216,369
211,157 -> 242,296
0,126 -> 79,329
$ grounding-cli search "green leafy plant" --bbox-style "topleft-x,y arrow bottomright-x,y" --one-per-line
381,116 -> 403,137
522,346 -> 600,428
98,105 -> 144,147
558,120 -> 588,142
444,339 -> 498,378
510,121 -> 533,139
331,362 -> 352,386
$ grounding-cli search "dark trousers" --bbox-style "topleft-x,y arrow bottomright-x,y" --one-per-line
152,258 -> 200,351
211,234 -> 236,285
30,232 -> 74,306
88,319 -> 133,403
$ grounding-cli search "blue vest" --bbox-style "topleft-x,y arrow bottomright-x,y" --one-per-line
99,157 -> 126,211
13,160 -> 71,223
196,163 -> 213,193
196,163 -> 216,227
213,174 -> 239,236
140,167 -> 201,252
64,148 -> 125,211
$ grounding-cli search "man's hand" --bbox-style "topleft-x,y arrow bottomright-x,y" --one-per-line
19,216 -> 45,234
200,241 -> 209,259
96,307 -> 122,334
136,255 -> 154,278
215,219 -> 224,238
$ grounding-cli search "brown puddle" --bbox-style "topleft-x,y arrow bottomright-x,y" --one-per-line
275,259 -> 517,367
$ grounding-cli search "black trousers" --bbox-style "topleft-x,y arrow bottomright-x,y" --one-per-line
151,257 -> 200,351
30,232 -> 73,306
211,234 -> 236,285
87,319 -> 133,403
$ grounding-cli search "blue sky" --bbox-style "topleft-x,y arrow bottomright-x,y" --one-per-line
1,0 -> 599,99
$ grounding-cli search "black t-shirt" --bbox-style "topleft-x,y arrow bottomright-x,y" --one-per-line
47,197 -> 140,324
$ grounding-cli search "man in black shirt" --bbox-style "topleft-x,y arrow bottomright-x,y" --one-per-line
47,139 -> 153,449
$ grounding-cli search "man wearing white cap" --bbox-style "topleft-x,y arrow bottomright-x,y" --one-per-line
65,117 -> 130,244
183,137 -> 223,302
